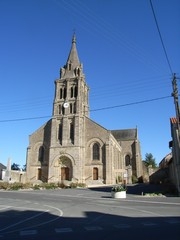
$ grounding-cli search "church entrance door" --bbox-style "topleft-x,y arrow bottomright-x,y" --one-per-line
61,167 -> 70,180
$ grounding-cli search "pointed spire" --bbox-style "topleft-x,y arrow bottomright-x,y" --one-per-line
60,34 -> 83,78
66,33 -> 80,69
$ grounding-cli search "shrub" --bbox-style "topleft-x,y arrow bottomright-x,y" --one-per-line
70,182 -> 78,188
111,184 -> 127,192
0,182 -> 9,190
42,183 -> 58,189
57,182 -> 68,189
132,175 -> 138,183
9,182 -> 23,190
77,183 -> 87,188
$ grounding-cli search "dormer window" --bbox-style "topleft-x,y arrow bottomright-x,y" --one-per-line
68,63 -> 71,70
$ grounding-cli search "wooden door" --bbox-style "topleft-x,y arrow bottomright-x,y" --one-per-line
61,167 -> 69,180
93,167 -> 98,180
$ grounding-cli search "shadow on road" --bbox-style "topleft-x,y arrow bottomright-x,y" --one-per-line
88,183 -> 177,197
0,208 -> 180,240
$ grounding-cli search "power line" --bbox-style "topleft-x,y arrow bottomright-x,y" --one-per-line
0,95 -> 172,122
91,95 -> 171,112
149,0 -> 174,75
0,116 -> 51,123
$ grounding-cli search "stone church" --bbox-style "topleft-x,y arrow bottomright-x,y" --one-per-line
26,35 -> 142,185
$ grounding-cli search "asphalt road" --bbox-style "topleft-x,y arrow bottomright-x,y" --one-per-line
0,185 -> 180,240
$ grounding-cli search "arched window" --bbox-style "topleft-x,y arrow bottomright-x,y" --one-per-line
93,143 -> 100,160
70,86 -> 78,98
125,155 -> 131,167
60,88 -> 67,99
38,146 -> 44,162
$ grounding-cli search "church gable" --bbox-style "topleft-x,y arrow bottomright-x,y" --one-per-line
85,117 -> 109,141
29,119 -> 52,147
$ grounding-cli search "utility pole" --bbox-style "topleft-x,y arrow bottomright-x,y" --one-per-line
172,73 -> 180,134
171,73 -> 180,196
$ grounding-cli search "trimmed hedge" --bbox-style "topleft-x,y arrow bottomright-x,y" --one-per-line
0,182 -> 87,190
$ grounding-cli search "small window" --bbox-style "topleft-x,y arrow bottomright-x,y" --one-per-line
69,63 -> 71,70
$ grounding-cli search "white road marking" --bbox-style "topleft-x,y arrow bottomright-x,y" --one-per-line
142,222 -> 158,226
55,228 -> 73,233
114,224 -> 131,228
0,210 -> 49,232
20,230 -> 37,236
165,219 -> 180,224
84,226 -> 103,231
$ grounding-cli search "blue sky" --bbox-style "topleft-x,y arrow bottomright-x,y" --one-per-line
0,0 -> 179,168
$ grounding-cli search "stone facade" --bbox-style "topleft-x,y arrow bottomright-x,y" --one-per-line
26,35 -> 142,186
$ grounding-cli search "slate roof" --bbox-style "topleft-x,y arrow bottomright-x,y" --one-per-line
111,129 -> 137,141
0,163 -> 6,169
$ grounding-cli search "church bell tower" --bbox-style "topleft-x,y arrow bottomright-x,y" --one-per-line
52,35 -> 89,146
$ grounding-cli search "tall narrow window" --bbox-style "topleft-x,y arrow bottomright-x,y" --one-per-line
64,88 -> 67,99
71,87 -> 73,98
125,155 -> 131,166
74,102 -> 76,113
58,123 -> 63,144
59,105 -> 62,114
93,143 -> 100,160
74,86 -> 78,97
60,88 -> 63,99
70,103 -> 73,113
70,122 -> 74,143
38,146 -> 44,162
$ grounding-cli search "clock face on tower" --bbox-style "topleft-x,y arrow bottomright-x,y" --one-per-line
63,102 -> 69,108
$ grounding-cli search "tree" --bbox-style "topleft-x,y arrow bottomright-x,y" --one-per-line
11,163 -> 20,171
22,164 -> 26,171
144,153 -> 157,168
